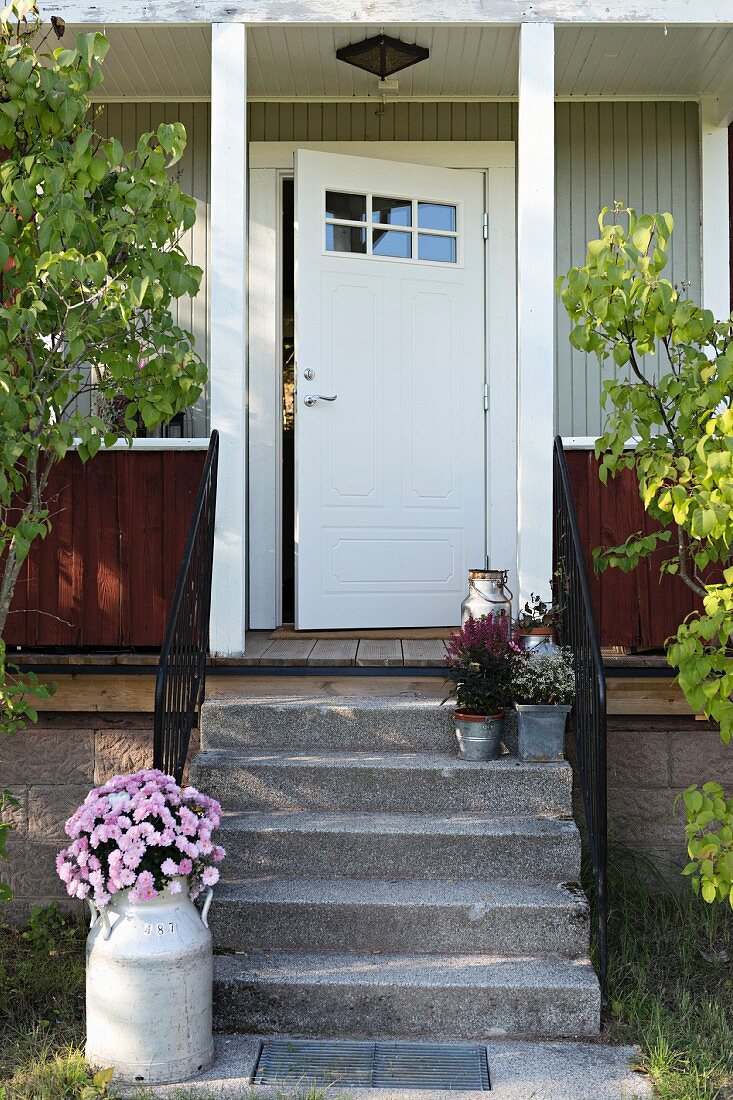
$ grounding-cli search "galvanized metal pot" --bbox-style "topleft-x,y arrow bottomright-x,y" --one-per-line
516,627 -> 559,656
85,877 -> 214,1084
515,704 -> 570,762
454,712 -> 504,761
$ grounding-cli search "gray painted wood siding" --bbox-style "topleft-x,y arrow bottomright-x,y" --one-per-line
96,100 -> 700,438
96,102 -> 211,436
248,100 -> 518,142
555,101 -> 700,436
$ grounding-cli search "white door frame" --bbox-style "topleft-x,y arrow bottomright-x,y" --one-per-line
248,140 -> 516,629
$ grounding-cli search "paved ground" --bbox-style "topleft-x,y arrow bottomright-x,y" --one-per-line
128,1033 -> 653,1099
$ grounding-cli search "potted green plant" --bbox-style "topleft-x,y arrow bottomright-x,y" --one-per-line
512,648 -> 576,761
443,615 -> 517,761
515,580 -> 564,654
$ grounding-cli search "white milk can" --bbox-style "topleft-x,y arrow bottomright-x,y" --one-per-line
460,568 -> 513,625
85,878 -> 214,1084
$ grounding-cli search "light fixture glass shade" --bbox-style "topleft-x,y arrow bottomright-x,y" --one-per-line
336,34 -> 429,81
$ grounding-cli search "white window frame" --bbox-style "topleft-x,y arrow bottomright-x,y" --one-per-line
248,140 -> 516,629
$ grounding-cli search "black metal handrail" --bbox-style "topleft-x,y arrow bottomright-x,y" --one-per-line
553,436 -> 608,991
153,430 -> 219,783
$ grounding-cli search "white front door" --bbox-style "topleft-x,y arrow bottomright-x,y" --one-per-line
295,150 -> 486,629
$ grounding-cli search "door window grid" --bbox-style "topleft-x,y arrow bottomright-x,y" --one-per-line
325,191 -> 459,263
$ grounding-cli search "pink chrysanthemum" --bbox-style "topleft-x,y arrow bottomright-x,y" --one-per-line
56,769 -> 226,909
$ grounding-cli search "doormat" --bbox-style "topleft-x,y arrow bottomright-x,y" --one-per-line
253,1038 -> 491,1091
270,625 -> 455,640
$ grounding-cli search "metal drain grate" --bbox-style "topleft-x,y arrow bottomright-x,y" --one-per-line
373,1043 -> 490,1091
253,1038 -> 491,1091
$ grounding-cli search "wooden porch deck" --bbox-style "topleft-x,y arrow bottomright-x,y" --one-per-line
241,631 -> 448,668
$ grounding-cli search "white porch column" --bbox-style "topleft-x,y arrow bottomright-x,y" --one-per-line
700,98 -> 731,321
209,23 -> 248,656
516,22 -> 555,604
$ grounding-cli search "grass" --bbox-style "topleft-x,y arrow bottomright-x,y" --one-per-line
3,866 -> 733,1099
127,1091 -> 333,1099
0,905 -> 329,1099
600,849 -> 733,1100
128,1091 -> 334,1100
0,903 -> 91,1099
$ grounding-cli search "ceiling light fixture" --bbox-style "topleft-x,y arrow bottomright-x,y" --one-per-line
336,33 -> 429,82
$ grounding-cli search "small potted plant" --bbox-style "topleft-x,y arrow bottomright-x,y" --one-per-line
515,584 -> 564,654
444,615 -> 517,761
512,648 -> 576,761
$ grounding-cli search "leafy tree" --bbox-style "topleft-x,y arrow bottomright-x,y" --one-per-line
0,1 -> 206,896
557,204 -> 733,906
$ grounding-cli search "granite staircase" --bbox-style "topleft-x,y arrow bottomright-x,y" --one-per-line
193,692 -> 600,1040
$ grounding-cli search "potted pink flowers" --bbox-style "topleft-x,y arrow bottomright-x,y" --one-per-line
57,769 -> 226,1085
444,614 -> 519,760
57,768 -> 224,906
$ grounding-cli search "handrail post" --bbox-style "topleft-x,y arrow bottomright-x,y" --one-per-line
153,430 -> 220,784
553,435 -> 608,992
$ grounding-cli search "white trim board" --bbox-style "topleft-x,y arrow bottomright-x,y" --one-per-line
43,2 -> 733,25
248,139 -> 516,630
249,142 -> 515,170
83,438 -> 211,451
700,99 -> 731,318
209,22 -> 248,657
517,23 -> 554,605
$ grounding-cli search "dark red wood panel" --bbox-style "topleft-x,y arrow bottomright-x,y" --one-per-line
4,446 -> 701,652
4,450 -> 206,649
566,450 -> 703,649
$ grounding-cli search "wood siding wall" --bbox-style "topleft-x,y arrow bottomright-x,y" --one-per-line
565,450 -> 701,649
555,101 -> 701,436
96,103 -> 211,437
4,452 -> 206,649
5,448 -> 694,651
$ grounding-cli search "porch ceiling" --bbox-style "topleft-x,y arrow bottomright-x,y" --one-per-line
65,21 -> 733,105
66,24 -> 212,100
248,25 -> 519,98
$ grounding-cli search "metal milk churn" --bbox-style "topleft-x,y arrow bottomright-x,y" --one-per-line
461,568 -> 513,625
85,878 -> 214,1084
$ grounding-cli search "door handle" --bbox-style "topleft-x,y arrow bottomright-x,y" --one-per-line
304,394 -> 338,407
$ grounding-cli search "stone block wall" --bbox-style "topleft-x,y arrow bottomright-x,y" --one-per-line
0,713 -> 198,919
604,715 -> 731,876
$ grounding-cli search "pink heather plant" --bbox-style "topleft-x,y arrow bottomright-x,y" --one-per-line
445,613 -> 520,666
56,769 -> 225,908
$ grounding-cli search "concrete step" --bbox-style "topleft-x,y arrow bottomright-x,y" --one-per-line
192,749 -> 572,816
201,695 -> 458,752
210,878 -> 590,957
213,951 -> 601,1039
218,811 -> 580,883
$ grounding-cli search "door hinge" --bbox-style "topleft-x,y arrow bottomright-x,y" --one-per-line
483,382 -> 489,412
482,212 -> 489,240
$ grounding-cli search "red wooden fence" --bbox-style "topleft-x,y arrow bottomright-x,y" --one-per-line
4,450 -> 206,649
565,450 -> 702,649
3,447 -> 702,651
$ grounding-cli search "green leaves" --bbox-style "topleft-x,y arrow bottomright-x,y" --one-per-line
593,529 -> 672,574
679,782 -> 733,909
0,13 -> 207,657
558,205 -> 733,906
